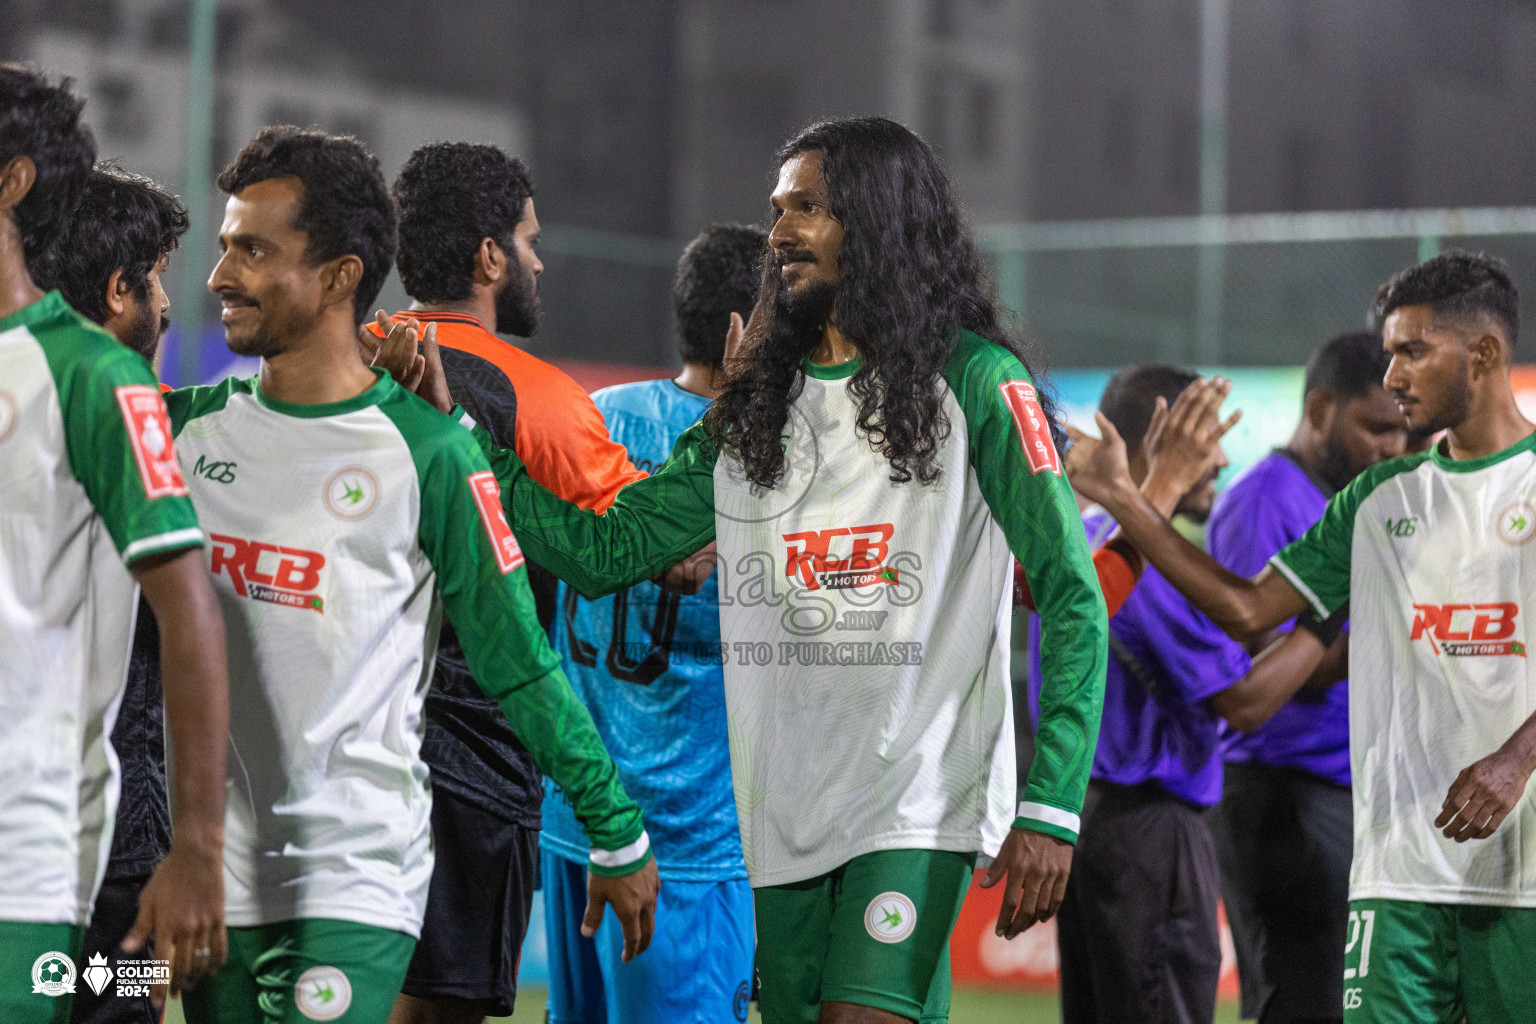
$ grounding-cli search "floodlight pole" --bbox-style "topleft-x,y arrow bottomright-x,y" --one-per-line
177,0 -> 217,386
1195,0 -> 1230,364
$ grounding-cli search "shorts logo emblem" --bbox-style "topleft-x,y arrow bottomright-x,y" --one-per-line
865,891 -> 917,943
294,965 -> 351,1020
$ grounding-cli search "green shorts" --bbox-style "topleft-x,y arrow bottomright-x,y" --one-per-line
0,921 -> 84,1024
1342,898 -> 1536,1023
181,918 -> 415,1024
754,848 -> 975,1024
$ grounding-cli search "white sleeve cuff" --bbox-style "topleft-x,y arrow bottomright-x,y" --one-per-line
1015,801 -> 1081,835
589,830 -> 651,870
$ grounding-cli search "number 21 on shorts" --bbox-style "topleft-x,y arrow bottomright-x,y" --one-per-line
1342,908 -> 1375,1011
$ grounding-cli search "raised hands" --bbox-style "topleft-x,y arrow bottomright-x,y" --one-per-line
1142,376 -> 1242,508
1063,376 -> 1241,519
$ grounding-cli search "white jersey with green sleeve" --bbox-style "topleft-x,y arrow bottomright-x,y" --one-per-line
0,291 -> 203,926
1272,434 -> 1536,907
164,372 -> 648,937
487,331 -> 1108,887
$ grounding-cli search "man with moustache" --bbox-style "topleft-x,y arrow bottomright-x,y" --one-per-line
1061,250 -> 1536,1023
390,116 -> 1109,1024
32,163 -> 192,1024
1025,365 -> 1244,1024
169,126 -> 657,1024
366,143 -> 650,1024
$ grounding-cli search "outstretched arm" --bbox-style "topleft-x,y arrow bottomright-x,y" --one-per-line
478,419 -> 719,599
1065,382 -> 1309,639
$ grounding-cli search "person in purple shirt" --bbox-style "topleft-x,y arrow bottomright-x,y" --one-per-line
1205,331 -> 1409,1024
1028,365 -> 1246,1024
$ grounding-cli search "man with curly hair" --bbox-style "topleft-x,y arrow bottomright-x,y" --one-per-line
394,116 -> 1109,1024
0,65 -> 230,1021
32,163 -> 194,1024
162,126 -> 656,1024
367,142 -> 656,1024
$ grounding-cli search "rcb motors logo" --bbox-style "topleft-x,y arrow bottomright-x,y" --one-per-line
1411,602 -> 1524,656
783,523 -> 900,591
210,533 -> 327,613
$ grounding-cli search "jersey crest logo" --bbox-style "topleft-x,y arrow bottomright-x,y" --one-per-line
468,470 -> 524,574
998,380 -> 1062,476
209,533 -> 326,613
114,385 -> 188,498
783,523 -> 898,591
1385,516 -> 1417,538
1498,501 -> 1536,545
1411,602 -> 1523,657
0,390 -> 16,443
323,466 -> 380,520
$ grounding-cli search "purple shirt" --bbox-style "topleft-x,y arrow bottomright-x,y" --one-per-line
1027,509 -> 1250,807
1206,451 -> 1351,786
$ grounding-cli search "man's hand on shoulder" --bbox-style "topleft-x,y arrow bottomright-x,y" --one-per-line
979,826 -> 1073,939
584,857 -> 660,962
359,310 -> 453,414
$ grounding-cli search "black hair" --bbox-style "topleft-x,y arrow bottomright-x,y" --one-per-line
33,163 -> 187,324
707,116 -> 1059,488
1099,364 -> 1200,452
0,63 -> 96,273
217,125 -> 396,322
392,142 -> 534,304
1303,330 -> 1391,404
672,223 -> 766,367
1370,249 -> 1519,348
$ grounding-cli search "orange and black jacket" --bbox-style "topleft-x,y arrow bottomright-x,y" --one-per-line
374,310 -> 646,825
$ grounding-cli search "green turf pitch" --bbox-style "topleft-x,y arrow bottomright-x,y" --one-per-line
166,987 -> 1246,1022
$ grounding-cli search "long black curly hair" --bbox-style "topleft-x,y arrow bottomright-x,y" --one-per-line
705,116 -> 1057,489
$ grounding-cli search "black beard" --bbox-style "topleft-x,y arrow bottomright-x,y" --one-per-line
121,300 -> 162,363
1408,362 -> 1475,437
494,264 -> 540,337
1317,426 -> 1358,493
775,277 -> 837,333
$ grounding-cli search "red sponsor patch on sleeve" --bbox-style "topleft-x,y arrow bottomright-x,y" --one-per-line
998,380 -> 1062,476
114,385 -> 189,498
468,470 -> 525,574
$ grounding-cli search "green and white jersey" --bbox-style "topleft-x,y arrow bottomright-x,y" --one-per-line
0,291 -> 203,926
166,372 -> 647,937
491,331 -> 1107,887
1274,433 -> 1536,907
